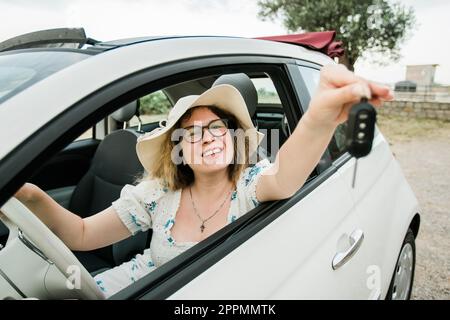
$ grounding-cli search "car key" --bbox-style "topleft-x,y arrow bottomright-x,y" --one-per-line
345,97 -> 377,188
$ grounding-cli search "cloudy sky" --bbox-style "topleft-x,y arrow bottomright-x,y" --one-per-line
1,0 -> 449,85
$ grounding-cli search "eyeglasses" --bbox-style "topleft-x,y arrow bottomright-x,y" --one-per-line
181,118 -> 230,143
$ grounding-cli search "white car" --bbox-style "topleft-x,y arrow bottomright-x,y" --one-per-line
0,28 -> 420,300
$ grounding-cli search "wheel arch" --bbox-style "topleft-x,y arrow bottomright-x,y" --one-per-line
409,213 -> 421,239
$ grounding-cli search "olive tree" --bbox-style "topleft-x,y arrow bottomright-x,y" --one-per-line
258,0 -> 415,70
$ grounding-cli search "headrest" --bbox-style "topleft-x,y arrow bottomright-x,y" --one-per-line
111,100 -> 138,123
91,129 -> 143,185
212,73 -> 258,118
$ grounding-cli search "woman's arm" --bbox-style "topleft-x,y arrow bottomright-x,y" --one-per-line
256,64 -> 394,202
10,183 -> 131,251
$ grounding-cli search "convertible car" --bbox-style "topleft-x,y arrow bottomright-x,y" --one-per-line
0,28 -> 420,300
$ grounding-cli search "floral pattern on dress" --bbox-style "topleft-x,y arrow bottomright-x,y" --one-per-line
130,258 -> 138,282
129,213 -> 142,228
144,200 -> 157,213
240,158 -> 273,207
164,218 -> 175,230
244,165 -> 263,187
96,279 -> 106,292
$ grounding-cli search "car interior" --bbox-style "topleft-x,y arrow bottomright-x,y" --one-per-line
0,72 -> 292,278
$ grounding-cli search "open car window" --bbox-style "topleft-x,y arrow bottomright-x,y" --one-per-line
0,59 -> 308,300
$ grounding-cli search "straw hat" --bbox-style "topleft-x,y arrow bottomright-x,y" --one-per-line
136,84 -> 265,173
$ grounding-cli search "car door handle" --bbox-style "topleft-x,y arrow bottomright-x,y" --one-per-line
332,229 -> 364,270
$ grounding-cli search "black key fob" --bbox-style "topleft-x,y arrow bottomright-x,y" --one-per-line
345,98 -> 377,158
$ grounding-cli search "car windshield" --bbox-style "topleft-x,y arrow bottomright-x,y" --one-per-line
0,50 -> 90,104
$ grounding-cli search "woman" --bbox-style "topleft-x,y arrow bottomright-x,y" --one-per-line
10,64 -> 393,297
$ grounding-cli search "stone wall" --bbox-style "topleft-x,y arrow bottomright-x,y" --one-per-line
379,100 -> 450,121
394,91 -> 450,103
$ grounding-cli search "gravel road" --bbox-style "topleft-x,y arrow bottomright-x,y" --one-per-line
377,116 -> 450,300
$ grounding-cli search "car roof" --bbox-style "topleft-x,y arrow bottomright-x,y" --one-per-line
0,36 -> 332,159
92,35 -> 242,50
1,27 -> 342,60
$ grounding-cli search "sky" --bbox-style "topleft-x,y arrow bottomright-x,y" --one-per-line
1,0 -> 449,85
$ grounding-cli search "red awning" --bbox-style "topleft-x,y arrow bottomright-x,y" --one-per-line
254,31 -> 344,58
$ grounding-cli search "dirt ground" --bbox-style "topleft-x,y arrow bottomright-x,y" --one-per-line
377,115 -> 450,300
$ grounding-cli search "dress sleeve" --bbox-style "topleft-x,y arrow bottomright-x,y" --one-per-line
237,158 -> 274,209
111,179 -> 167,235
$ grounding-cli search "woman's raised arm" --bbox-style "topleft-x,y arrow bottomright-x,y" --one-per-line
256,64 -> 394,202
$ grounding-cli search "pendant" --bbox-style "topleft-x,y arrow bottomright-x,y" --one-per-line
200,223 -> 205,233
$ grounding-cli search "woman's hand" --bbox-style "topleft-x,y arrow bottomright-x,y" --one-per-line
0,183 -> 38,221
256,63 -> 394,202
304,64 -> 394,130
13,183 -> 39,203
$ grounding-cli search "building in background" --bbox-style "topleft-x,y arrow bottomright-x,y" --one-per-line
393,64 -> 450,102
405,64 -> 438,87
384,63 -> 450,120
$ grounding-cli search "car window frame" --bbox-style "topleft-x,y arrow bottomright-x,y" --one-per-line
112,62 -> 330,300
294,62 -> 353,168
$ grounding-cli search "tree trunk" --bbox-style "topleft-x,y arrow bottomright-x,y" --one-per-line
338,54 -> 355,71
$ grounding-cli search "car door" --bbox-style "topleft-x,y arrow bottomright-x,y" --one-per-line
295,64 -> 400,299
297,64 -> 422,299
163,62 -> 369,300
294,64 -> 387,299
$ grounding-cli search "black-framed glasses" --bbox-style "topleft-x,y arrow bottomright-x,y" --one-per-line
181,118 -> 230,143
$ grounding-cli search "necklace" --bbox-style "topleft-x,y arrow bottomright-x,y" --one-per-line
189,186 -> 232,233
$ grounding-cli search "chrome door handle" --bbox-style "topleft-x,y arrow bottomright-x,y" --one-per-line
332,229 -> 364,270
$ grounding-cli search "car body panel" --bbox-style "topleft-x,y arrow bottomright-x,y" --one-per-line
0,35 -> 419,300
350,143 -> 420,298
292,65 -> 420,299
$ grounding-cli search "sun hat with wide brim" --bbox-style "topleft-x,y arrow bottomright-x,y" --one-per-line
136,84 -> 265,173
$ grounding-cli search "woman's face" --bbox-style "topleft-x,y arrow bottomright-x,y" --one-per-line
179,107 -> 234,175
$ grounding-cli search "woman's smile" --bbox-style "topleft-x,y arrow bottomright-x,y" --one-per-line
202,146 -> 224,158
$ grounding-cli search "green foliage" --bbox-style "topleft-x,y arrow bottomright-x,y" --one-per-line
257,87 -> 278,101
139,90 -> 171,115
257,0 -> 416,69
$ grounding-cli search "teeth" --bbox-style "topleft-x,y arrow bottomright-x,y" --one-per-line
203,148 -> 222,157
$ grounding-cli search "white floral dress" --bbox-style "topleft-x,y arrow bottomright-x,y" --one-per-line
94,158 -> 273,298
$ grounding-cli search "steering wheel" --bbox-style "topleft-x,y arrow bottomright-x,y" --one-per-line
0,197 -> 105,300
